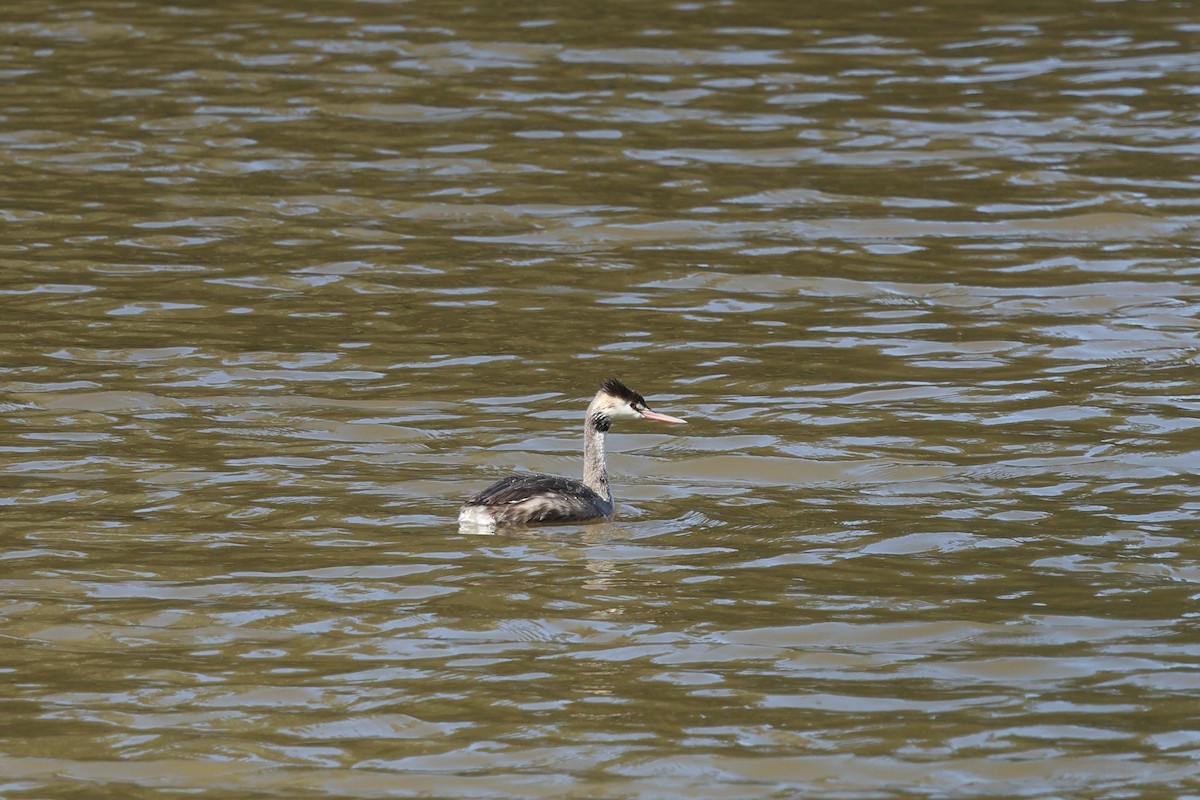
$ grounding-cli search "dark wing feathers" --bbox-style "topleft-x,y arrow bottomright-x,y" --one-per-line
464,473 -> 607,523
465,473 -> 578,505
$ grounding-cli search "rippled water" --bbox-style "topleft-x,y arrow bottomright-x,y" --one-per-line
3,0 -> 1200,797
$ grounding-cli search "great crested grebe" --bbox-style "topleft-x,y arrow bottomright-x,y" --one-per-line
458,378 -> 686,528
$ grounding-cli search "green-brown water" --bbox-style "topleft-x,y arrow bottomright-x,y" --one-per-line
3,0 -> 1200,797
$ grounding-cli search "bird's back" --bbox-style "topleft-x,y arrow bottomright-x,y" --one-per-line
459,473 -> 612,525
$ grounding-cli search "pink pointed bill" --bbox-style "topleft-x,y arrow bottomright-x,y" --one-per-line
640,408 -> 687,424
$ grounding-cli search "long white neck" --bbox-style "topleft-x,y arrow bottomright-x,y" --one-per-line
582,419 -> 610,501
582,391 -> 613,501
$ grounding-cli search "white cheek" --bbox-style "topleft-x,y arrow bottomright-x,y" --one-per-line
612,404 -> 643,421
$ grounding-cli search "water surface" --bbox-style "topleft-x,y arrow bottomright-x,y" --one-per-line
2,0 -> 1200,797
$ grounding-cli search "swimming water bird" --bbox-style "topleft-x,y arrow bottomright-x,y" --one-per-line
458,378 -> 686,528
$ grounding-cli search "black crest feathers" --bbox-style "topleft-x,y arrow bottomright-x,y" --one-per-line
599,377 -> 645,406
